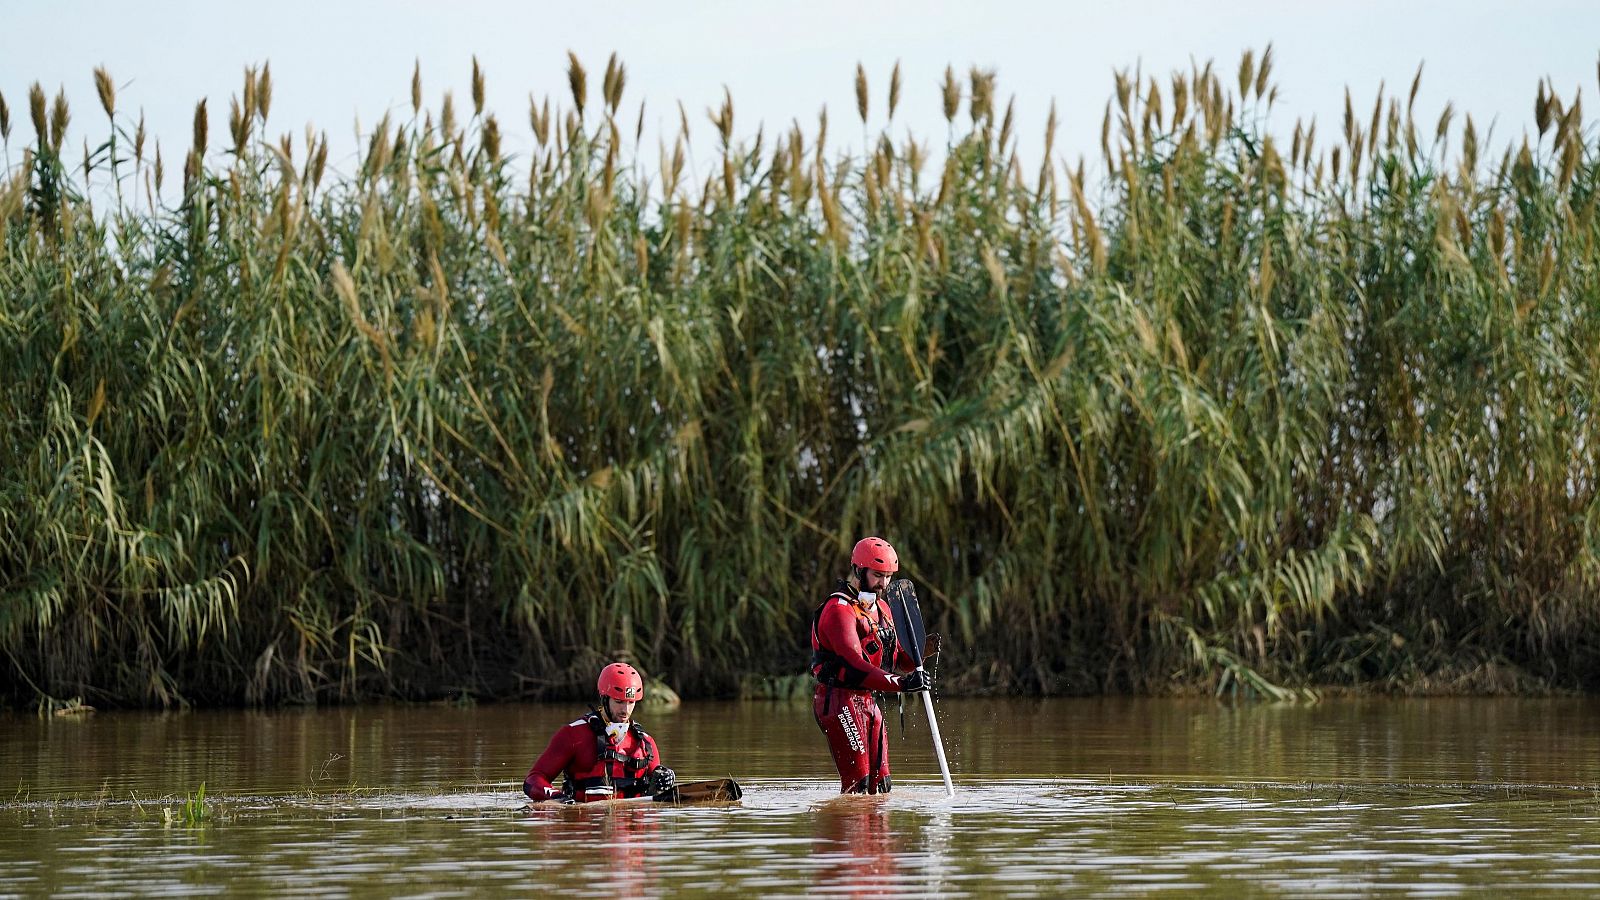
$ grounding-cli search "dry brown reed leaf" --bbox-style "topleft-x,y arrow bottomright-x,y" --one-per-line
635,99 -> 645,142
93,67 -> 115,119
941,66 -> 959,122
567,51 -> 587,117
888,60 -> 902,119
855,63 -> 869,124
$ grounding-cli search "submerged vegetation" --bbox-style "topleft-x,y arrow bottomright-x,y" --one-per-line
3,50 -> 1600,707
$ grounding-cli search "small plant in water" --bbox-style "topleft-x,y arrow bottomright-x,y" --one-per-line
163,782 -> 207,827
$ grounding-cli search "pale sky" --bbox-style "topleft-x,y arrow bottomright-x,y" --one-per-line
3,1 -> 1596,190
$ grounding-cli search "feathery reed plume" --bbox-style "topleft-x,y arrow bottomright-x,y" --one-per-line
258,62 -> 272,122
28,82 -> 45,144
412,61 -> 423,114
855,63 -> 869,124
567,51 -> 587,117
888,60 -> 902,120
941,65 -> 959,123
969,67 -> 994,123
472,56 -> 485,117
603,53 -> 626,112
1463,114 -> 1478,173
311,131 -> 328,188
1237,49 -> 1254,99
709,87 -> 733,147
482,114 -> 501,162
0,91 -> 10,142
243,66 -> 257,125
93,66 -> 115,120
1255,43 -> 1273,98
192,99 -> 208,157
229,97 -> 246,155
441,92 -> 456,139
1043,99 -> 1058,161
49,89 -> 69,151
529,94 -> 549,146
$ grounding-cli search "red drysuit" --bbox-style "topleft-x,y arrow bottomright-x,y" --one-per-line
810,586 -> 916,793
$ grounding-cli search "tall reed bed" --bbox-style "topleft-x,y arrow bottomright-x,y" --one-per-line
2,52 -> 1599,706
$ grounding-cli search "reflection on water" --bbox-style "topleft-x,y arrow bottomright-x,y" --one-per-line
6,698 -> 1600,895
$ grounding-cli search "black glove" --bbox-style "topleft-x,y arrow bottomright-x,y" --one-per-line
898,669 -> 933,693
651,766 -> 677,794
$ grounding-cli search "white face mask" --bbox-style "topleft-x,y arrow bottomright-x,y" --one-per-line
605,721 -> 629,743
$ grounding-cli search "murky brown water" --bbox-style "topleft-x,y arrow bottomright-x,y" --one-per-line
6,697 -> 1600,896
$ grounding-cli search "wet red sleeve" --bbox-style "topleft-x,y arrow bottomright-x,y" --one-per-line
523,725 -> 580,800
817,600 -> 900,692
642,734 -> 661,778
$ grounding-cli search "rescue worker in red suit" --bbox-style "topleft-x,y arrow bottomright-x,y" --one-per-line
523,662 -> 675,802
811,536 -> 937,794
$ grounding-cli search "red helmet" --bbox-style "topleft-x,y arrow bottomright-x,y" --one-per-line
598,662 -> 644,702
850,537 -> 899,573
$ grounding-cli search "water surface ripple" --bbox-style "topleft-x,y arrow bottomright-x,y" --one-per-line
5,698 -> 1600,896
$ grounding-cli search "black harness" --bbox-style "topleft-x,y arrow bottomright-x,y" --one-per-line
811,582 -> 898,688
561,711 -> 656,799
